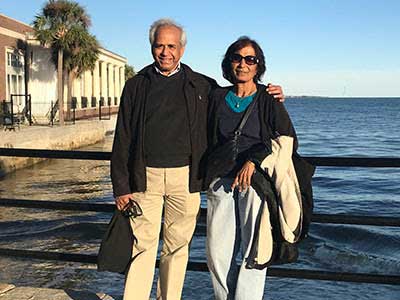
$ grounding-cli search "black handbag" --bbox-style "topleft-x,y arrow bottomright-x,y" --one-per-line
206,97 -> 258,182
97,200 -> 141,274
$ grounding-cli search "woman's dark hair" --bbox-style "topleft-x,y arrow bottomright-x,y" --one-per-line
221,36 -> 266,84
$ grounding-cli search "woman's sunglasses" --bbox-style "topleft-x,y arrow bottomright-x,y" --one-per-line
230,53 -> 259,65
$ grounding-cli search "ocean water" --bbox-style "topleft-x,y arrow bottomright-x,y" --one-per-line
0,97 -> 399,299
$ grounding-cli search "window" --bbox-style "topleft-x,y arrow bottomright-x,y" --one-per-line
18,76 -> 23,100
7,52 -> 23,68
5,49 -> 26,102
6,75 -> 11,101
11,75 -> 17,95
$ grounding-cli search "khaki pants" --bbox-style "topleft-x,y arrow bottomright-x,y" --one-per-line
123,166 -> 200,300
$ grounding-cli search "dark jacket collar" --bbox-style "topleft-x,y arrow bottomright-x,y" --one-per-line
138,62 -> 198,86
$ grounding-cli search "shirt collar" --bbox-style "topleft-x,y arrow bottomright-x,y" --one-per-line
153,62 -> 181,77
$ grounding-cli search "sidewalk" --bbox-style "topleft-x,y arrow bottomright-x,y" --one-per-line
0,283 -> 120,300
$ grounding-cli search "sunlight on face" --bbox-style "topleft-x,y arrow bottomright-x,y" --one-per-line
151,25 -> 185,75
232,45 -> 258,84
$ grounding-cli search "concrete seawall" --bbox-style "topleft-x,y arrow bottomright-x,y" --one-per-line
0,116 -> 116,177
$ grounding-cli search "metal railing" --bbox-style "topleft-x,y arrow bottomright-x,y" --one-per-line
0,148 -> 399,286
49,100 -> 58,126
1,94 -> 32,130
99,97 -> 111,120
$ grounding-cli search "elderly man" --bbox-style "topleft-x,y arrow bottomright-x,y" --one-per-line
111,19 -> 284,300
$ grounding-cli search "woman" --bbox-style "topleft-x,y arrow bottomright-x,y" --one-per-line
205,36 -> 301,299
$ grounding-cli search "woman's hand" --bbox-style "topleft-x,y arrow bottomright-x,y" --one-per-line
267,83 -> 285,102
231,161 -> 256,191
115,194 -> 133,211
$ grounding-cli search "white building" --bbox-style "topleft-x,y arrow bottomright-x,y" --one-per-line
1,14 -> 127,124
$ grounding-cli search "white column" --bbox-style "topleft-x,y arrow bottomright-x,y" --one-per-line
114,65 -> 120,104
92,61 -> 100,103
101,61 -> 107,103
120,66 -> 125,94
73,75 -> 81,108
107,63 -> 113,105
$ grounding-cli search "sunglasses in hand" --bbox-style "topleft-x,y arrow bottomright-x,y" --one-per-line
122,199 -> 143,218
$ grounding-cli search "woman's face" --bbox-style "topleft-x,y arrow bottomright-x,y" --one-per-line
231,45 -> 258,84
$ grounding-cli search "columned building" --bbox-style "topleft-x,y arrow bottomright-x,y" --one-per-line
1,14 -> 127,124
0,14 -> 33,116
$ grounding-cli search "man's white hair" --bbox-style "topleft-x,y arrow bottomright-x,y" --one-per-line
149,18 -> 187,47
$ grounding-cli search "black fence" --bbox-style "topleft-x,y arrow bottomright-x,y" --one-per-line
0,148 -> 399,286
99,97 -> 111,120
1,96 -> 115,127
1,94 -> 32,130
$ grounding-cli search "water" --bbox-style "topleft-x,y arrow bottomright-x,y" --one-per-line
0,97 -> 400,299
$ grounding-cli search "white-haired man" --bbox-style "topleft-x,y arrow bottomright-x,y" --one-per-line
111,18 -> 284,300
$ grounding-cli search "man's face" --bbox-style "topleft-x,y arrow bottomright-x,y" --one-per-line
152,25 -> 185,75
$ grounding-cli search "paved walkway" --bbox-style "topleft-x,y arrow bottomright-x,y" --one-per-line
0,283 -> 121,300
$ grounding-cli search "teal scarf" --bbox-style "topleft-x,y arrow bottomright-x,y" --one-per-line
225,90 -> 256,113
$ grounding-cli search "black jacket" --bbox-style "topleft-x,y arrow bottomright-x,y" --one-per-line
205,84 -> 298,186
207,84 -> 297,155
111,63 -> 217,196
207,85 -> 315,265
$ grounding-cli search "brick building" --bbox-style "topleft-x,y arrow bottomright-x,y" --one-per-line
0,14 -> 32,106
0,14 -> 127,124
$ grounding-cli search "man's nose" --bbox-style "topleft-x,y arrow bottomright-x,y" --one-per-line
160,46 -> 168,56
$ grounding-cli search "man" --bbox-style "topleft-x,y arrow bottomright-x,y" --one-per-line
111,19 -> 285,300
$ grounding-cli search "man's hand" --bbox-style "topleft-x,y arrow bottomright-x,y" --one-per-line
115,194 -> 133,211
267,83 -> 285,102
231,161 -> 256,192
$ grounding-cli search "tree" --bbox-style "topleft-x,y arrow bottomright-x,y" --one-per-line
61,26 -> 99,119
125,64 -> 136,80
33,0 -> 91,125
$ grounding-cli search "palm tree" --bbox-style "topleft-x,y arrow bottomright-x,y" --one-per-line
61,26 -> 99,119
125,64 -> 136,80
33,0 -> 91,125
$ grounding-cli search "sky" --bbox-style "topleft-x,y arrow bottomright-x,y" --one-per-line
2,0 -> 400,97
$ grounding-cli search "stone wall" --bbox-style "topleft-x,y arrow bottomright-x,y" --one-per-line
0,116 -> 116,177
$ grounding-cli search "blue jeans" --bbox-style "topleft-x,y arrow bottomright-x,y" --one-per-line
206,177 -> 267,300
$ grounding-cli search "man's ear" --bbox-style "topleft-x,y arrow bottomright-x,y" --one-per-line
180,46 -> 186,58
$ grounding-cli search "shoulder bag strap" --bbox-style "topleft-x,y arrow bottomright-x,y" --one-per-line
234,96 -> 258,137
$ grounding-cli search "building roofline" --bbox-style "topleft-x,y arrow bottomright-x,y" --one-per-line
1,13 -> 128,64
0,13 -> 33,28
99,47 -> 127,63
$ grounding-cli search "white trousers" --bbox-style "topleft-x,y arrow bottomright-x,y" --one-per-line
206,177 -> 267,300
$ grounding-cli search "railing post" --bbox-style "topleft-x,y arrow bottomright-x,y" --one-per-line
50,101 -> 53,127
108,98 -> 111,119
99,98 -> 102,120
28,94 -> 32,126
72,98 -> 76,125
10,95 -> 14,127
